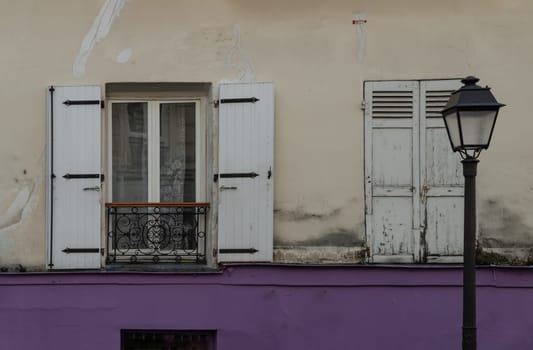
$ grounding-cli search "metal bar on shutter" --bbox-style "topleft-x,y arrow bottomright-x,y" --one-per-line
219,248 -> 258,254
63,173 -> 104,180
214,172 -> 259,182
63,99 -> 103,107
48,86 -> 55,268
217,97 -> 260,106
62,247 -> 102,254
220,97 -> 259,104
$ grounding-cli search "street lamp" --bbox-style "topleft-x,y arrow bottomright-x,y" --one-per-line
442,76 -> 505,350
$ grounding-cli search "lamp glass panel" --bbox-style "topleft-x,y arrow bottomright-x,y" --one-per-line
444,111 -> 462,150
458,110 -> 497,148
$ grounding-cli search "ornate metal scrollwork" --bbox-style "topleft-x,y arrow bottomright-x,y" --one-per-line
106,203 -> 208,264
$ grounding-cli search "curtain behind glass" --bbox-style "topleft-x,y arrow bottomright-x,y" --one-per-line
112,102 -> 148,202
160,103 -> 196,202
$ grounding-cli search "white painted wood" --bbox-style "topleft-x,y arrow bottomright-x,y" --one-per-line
48,85 -> 102,269
365,81 -> 419,263
365,79 -> 467,263
148,101 -> 159,201
217,82 -> 274,262
420,80 -> 463,259
372,119 -> 414,128
372,197 -> 413,256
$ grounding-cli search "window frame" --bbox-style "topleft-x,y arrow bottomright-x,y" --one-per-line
106,98 -> 207,204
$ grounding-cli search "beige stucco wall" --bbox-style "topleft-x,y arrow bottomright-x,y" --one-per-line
0,0 -> 532,268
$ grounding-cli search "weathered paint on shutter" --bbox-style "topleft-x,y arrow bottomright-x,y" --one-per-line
420,80 -> 464,263
47,86 -> 102,269
217,82 -> 274,262
364,81 -> 420,263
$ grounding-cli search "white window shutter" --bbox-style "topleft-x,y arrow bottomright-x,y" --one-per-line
420,79 -> 464,263
364,81 -> 420,263
217,82 -> 274,262
47,85 -> 102,269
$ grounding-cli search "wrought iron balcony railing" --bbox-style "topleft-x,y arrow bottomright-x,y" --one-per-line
105,202 -> 209,265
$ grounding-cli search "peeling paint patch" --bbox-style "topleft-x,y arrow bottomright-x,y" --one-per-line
0,188 -> 31,231
73,0 -> 126,78
115,48 -> 132,63
0,153 -> 43,235
224,24 -> 256,82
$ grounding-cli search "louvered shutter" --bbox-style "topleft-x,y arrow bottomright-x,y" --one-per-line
47,86 -> 102,269
364,81 -> 420,263
420,80 -> 464,263
217,82 -> 274,262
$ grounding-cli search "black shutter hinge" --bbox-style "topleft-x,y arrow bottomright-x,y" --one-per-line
219,248 -> 258,254
62,247 -> 102,254
63,100 -> 104,108
214,97 -> 260,108
214,172 -> 259,182
62,173 -> 104,181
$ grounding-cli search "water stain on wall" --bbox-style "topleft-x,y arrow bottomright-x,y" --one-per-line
274,197 -> 364,249
275,229 -> 364,247
479,198 -> 533,248
274,207 -> 341,222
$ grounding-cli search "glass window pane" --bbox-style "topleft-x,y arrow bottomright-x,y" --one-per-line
112,102 -> 148,202
160,103 -> 196,202
444,112 -> 461,150
459,110 -> 496,148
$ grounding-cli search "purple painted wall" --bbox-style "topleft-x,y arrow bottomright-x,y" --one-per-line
1,266 -> 532,350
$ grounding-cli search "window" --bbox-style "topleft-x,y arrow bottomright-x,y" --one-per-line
106,98 -> 208,265
108,100 -> 206,203
364,79 -> 464,263
121,330 -> 216,350
46,82 -> 274,269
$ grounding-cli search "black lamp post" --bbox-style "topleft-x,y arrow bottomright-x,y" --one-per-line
442,76 -> 505,350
